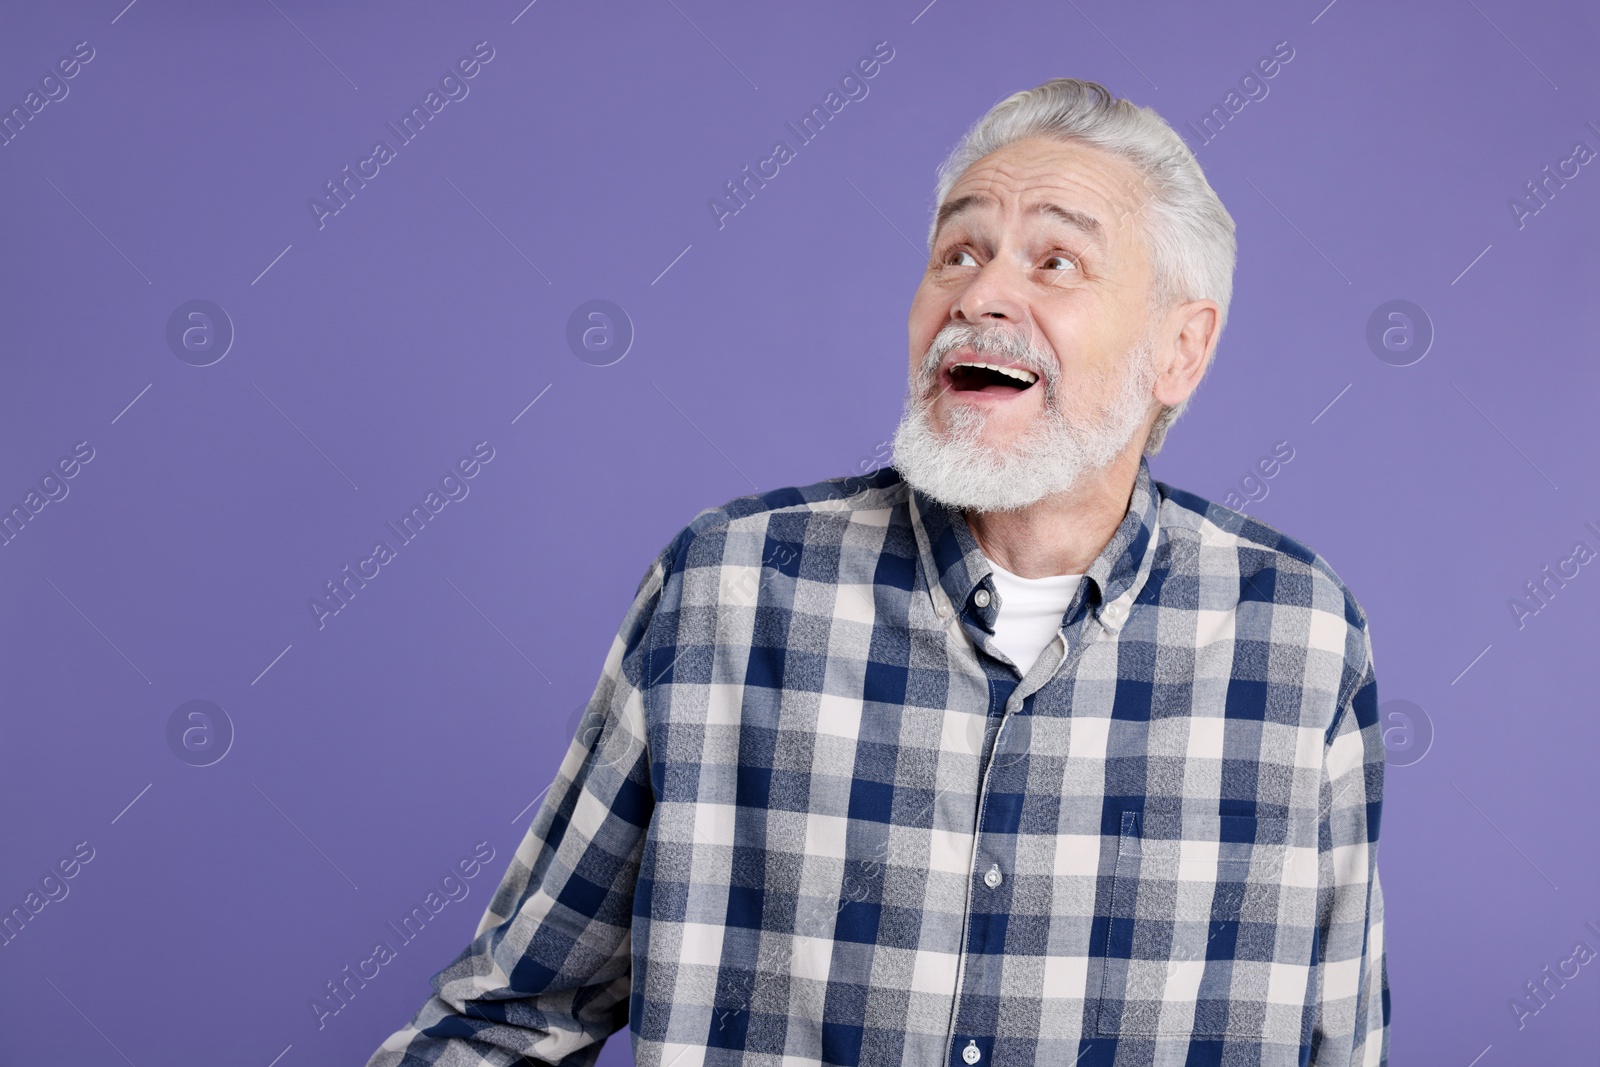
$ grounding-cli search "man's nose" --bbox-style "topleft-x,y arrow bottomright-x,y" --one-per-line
952,259 -> 1026,326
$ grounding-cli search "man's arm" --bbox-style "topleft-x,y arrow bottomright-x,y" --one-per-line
365,542 -> 673,1067
1309,627 -> 1389,1066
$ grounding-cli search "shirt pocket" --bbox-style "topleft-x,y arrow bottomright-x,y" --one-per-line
1094,809 -> 1289,1038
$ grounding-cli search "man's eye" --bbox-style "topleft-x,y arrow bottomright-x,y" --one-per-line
944,249 -> 977,267
1043,254 -> 1079,272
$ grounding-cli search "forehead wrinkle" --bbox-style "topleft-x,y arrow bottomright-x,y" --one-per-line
936,192 -> 1105,246
1028,202 -> 1104,246
936,153 -> 1141,252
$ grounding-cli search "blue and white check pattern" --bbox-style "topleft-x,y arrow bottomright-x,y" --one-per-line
367,456 -> 1388,1067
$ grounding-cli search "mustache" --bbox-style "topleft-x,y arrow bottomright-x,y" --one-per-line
916,323 -> 1058,393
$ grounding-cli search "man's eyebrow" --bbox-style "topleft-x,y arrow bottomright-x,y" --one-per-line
934,194 -> 1106,246
1029,202 -> 1104,244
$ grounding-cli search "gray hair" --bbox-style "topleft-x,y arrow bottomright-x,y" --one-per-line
926,78 -> 1237,454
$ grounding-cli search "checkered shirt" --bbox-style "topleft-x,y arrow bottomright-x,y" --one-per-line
366,455 -> 1389,1067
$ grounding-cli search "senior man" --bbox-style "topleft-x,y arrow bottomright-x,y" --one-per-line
368,78 -> 1387,1067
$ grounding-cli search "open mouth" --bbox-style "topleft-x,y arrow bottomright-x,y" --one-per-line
943,360 -> 1040,396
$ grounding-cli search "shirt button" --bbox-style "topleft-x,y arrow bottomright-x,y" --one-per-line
962,1039 -> 982,1064
973,589 -> 991,608
936,601 -> 951,619
983,863 -> 1002,889
1103,601 -> 1124,622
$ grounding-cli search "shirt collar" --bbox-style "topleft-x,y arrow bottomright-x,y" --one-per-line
906,455 -> 1161,635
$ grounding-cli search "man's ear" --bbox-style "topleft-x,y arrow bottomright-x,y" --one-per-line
1152,299 -> 1220,408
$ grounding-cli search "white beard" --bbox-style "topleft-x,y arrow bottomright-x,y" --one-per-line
890,321 -> 1158,513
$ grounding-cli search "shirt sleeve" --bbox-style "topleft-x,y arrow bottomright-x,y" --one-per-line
364,541 -> 673,1067
1308,626 -> 1390,1066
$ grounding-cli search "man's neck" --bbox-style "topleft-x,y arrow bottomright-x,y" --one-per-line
961,448 -> 1143,578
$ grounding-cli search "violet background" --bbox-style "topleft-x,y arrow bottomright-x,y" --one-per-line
2,1 -> 1597,1064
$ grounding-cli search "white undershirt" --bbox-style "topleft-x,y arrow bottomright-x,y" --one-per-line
984,556 -> 1083,676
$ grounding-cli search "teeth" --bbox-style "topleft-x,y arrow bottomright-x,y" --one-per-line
952,361 -> 1039,385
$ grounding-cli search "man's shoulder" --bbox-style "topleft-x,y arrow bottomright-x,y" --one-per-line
690,465 -> 910,532
654,466 -> 912,573
1154,477 -> 1371,635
